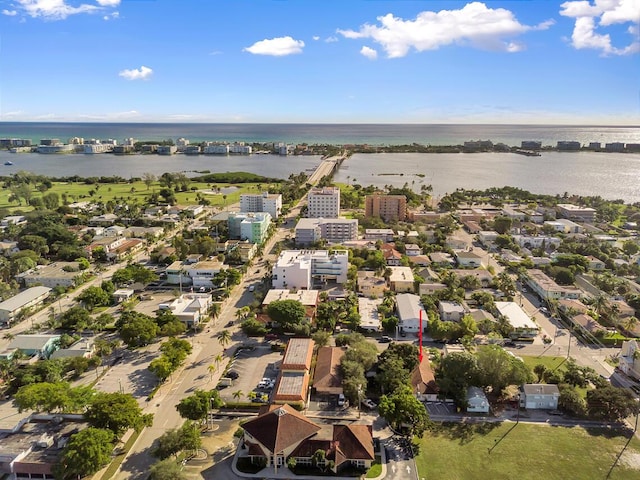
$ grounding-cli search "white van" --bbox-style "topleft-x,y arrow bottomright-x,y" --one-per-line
248,285 -> 255,292
337,393 -> 346,406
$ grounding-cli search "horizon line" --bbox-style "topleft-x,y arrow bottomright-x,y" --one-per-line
1,120 -> 639,127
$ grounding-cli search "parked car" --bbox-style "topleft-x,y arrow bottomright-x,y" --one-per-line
248,285 -> 255,292
361,398 -> 377,409
225,321 -> 234,328
337,393 -> 346,406
379,335 -> 392,343
265,333 -> 278,340
226,370 -> 239,380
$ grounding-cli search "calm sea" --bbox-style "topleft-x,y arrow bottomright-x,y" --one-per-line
0,122 -> 639,203
1,122 -> 639,146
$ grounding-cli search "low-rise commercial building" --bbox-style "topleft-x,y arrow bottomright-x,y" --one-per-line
525,269 -> 582,301
17,262 -> 85,289
557,204 -> 597,223
495,301 -> 540,339
0,286 -> 51,326
160,293 -> 212,328
273,338 -> 314,405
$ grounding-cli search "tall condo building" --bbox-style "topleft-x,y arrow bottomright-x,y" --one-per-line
240,192 -> 283,220
307,186 -> 340,219
365,195 -> 407,221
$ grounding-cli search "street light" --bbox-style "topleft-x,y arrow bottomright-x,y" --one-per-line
357,384 -> 363,419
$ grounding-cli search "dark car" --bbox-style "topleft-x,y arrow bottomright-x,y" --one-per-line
225,321 -> 234,328
226,370 -> 239,380
379,335 -> 392,343
265,333 -> 279,340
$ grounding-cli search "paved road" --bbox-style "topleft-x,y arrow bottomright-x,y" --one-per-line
111,156 -> 340,479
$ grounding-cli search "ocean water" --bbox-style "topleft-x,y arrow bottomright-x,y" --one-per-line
1,122 -> 639,146
0,122 -> 639,203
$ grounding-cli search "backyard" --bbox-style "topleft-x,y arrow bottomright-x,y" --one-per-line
416,422 -> 640,480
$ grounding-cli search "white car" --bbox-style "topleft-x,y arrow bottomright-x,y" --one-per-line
361,398 -> 377,409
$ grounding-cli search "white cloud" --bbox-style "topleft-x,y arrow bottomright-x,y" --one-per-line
12,0 -> 118,20
243,36 -> 305,56
360,46 -> 378,60
325,36 -> 339,43
337,2 -> 553,57
2,9 -> 17,16
103,11 -> 118,20
312,35 -> 320,41
560,0 -> 640,55
118,66 -> 153,81
209,50 -> 223,55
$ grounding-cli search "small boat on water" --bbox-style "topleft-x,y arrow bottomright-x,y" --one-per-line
4,161 -> 13,165
514,149 -> 541,157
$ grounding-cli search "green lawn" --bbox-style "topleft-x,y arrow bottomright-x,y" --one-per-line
0,180 -> 266,212
520,355 -> 568,373
416,423 -> 640,480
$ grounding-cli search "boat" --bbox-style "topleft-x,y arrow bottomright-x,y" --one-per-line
4,161 -> 13,165
513,149 -> 541,157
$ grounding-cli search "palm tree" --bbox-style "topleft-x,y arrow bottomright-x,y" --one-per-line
216,329 -> 232,348
208,364 -> 217,381
209,303 -> 221,321
623,316 -> 639,335
232,390 -> 244,408
213,353 -> 223,372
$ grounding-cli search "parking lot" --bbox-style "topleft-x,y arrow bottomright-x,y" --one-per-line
426,401 -> 457,416
218,344 -> 282,403
93,344 -> 159,407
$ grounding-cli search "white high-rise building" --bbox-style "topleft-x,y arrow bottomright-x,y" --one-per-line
307,186 -> 340,219
240,192 -> 283,220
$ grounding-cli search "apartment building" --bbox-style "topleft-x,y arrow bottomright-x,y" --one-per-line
365,194 -> 407,221
240,192 -> 283,219
307,186 -> 340,218
228,212 -> 272,244
271,250 -> 348,289
295,218 -> 358,246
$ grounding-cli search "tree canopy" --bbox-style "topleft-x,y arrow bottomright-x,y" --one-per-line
56,428 -> 114,480
85,392 -> 153,434
267,299 -> 306,329
378,384 -> 431,437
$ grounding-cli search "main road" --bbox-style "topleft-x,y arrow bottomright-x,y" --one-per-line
111,156 -> 343,479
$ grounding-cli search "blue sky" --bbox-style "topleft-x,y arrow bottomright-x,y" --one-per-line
0,0 -> 638,124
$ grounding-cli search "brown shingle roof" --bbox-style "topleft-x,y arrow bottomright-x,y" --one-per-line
410,358 -> 439,395
242,404 -> 321,454
331,424 -> 375,466
312,347 -> 345,395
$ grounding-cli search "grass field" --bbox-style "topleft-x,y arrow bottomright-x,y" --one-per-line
416,423 -> 640,480
0,180 -> 270,212
520,355 -> 568,373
